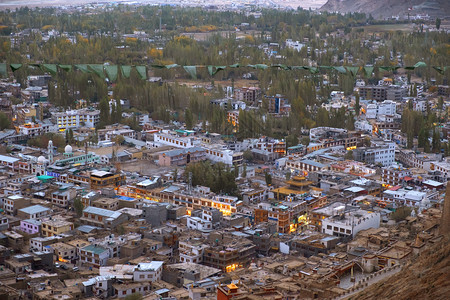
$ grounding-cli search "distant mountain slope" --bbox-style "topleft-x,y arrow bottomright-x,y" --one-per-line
320,0 -> 449,19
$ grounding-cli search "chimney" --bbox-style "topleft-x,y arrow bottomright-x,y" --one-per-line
440,181 -> 450,235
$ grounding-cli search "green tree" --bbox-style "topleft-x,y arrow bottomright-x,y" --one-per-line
124,293 -> 143,300
354,92 -> 360,115
391,207 -> 412,222
185,108 -> 194,130
73,197 -> 84,217
345,150 -> 354,160
173,168 -> 178,182
242,163 -> 247,178
243,150 -> 253,162
431,128 -> 441,153
265,172 -> 272,186
98,97 -> 110,128
0,112 -> 11,130
436,18 -> 441,30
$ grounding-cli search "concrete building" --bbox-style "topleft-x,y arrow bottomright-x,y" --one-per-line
17,205 -> 50,220
154,132 -> 198,148
322,207 -> 380,238
90,170 -> 126,190
79,244 -> 110,268
54,109 -> 100,130
382,188 -> 432,207
3,195 -> 30,216
353,141 -> 395,166
381,166 -> 412,187
204,146 -> 243,166
41,218 -> 74,237
19,219 -> 41,235
133,261 -> 164,282
81,206 -> 128,229
186,216 -> 212,231
158,147 -> 206,166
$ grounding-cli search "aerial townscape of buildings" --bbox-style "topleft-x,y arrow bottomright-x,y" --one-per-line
0,1 -> 449,300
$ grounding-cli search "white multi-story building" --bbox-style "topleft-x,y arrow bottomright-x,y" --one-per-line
153,132 -> 198,148
54,109 -> 100,130
186,216 -> 212,231
382,188 -> 437,207
285,39 -> 305,52
204,145 -> 243,166
366,100 -> 397,120
179,239 -> 208,264
133,262 -> 163,282
322,207 -> 380,238
355,141 -> 395,167
17,123 -> 54,137
381,165 -> 412,187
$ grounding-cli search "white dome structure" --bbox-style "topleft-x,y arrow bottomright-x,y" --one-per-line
38,156 -> 46,163
64,144 -> 73,154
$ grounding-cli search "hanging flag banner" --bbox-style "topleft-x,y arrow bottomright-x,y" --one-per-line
40,64 -> 57,75
0,63 -> 7,77
75,64 -> 91,73
10,64 -> 22,72
88,64 -> 105,78
247,64 -> 268,70
207,65 -> 227,76
364,66 -> 374,77
1,62 -> 448,80
58,64 -> 72,72
271,64 -> 290,70
291,66 -> 308,70
346,66 -> 360,77
333,66 -> 347,74
120,65 -> 132,78
380,66 -> 401,72
183,66 -> 197,79
104,65 -> 118,82
135,66 -> 147,80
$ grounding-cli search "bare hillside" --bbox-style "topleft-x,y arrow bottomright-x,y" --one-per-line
350,237 -> 450,300
320,0 -> 450,19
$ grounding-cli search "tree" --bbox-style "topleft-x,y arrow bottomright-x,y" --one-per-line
265,172 -> 272,186
185,108 -> 194,130
354,92 -> 360,115
124,293 -> 143,300
73,197 -> 84,217
0,112 -> 11,130
173,168 -> 178,182
345,150 -> 353,160
243,150 -> 253,162
241,163 -> 247,178
431,128 -> 441,153
391,207 -> 412,222
98,97 -> 110,128
436,18 -> 441,30
113,135 -> 125,145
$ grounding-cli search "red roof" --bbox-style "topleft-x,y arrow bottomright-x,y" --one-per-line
403,176 -> 413,181
389,185 -> 402,191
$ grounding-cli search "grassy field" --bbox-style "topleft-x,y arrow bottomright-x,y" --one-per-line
357,23 -> 415,33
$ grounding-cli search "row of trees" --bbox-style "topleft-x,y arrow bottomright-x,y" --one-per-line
184,161 -> 238,196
